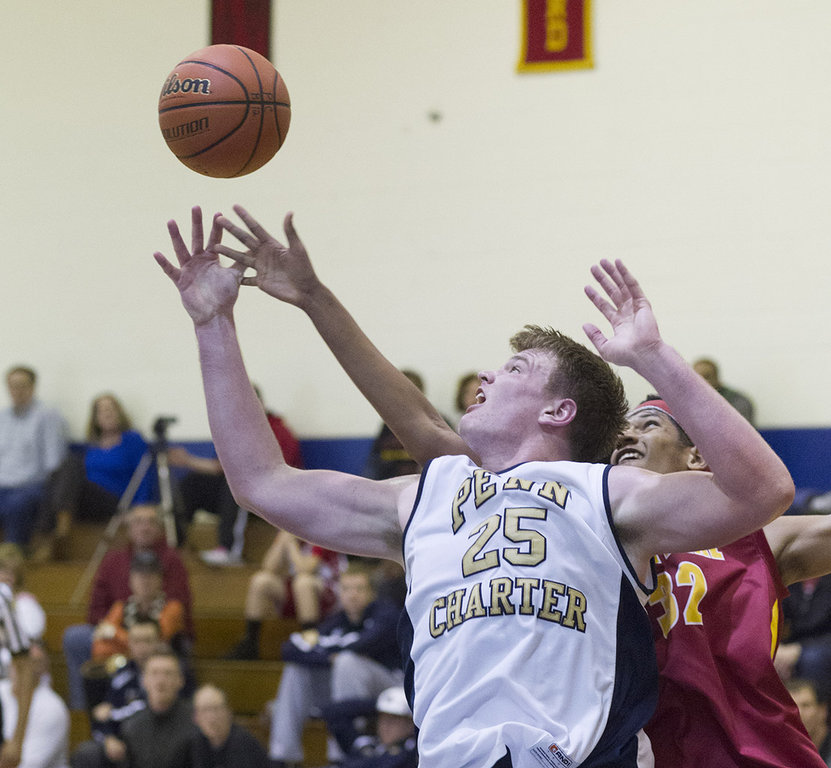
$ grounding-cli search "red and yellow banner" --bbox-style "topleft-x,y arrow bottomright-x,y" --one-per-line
518,0 -> 593,73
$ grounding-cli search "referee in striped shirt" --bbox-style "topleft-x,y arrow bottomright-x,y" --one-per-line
0,581 -> 35,768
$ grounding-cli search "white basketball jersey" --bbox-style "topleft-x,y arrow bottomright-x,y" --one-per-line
399,455 -> 657,768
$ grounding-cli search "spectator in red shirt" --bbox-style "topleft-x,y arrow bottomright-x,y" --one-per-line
62,504 -> 193,710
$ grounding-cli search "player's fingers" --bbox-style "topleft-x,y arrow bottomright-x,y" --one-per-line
240,276 -> 258,287
590,263 -> 623,306
216,215 -> 259,251
229,261 -> 247,280
153,252 -> 181,282
233,204 -> 275,244
585,284 -> 618,324
582,322 -> 607,353
206,212 -> 224,251
597,260 -> 630,303
615,260 -> 646,302
166,220 -> 191,264
190,206 -> 205,256
283,211 -> 299,246
212,243 -> 256,268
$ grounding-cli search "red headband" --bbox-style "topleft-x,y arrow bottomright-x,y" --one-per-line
628,399 -> 676,423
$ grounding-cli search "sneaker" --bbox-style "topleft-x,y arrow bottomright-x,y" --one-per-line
199,546 -> 242,567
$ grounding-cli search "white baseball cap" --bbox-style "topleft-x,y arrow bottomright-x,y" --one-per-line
376,686 -> 411,717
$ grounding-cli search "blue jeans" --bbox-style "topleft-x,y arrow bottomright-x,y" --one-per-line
0,481 -> 44,544
63,623 -> 94,710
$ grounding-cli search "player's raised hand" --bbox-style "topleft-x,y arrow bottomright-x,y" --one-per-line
154,206 -> 244,326
212,205 -> 321,309
582,259 -> 663,370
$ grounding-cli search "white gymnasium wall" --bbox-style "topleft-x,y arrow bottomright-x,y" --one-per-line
1,1 -> 829,440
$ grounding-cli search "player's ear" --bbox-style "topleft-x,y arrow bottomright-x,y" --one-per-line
540,398 -> 577,430
685,447 -> 708,471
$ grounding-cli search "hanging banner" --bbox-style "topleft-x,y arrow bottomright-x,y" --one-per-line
518,0 -> 593,73
212,0 -> 272,59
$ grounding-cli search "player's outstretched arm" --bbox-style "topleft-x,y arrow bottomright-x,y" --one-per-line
212,205 -> 476,466
155,208 -> 406,561
584,259 -> 794,561
765,514 -> 831,585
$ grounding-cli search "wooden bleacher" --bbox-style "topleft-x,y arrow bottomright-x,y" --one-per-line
27,513 -> 329,766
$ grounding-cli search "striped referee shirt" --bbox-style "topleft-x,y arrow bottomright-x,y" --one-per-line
0,583 -> 29,656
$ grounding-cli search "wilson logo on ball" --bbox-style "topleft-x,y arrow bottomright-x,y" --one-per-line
160,73 -> 212,97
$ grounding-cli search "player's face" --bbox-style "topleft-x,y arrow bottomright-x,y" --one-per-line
459,350 -> 558,445
611,410 -> 691,475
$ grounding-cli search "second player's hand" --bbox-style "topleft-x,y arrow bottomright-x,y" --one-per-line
212,205 -> 322,309
582,258 -> 664,371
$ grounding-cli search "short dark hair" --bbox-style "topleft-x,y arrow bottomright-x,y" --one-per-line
6,366 -> 36,385
510,325 -> 628,463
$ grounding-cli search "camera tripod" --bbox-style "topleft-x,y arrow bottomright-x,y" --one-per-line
71,416 -> 184,605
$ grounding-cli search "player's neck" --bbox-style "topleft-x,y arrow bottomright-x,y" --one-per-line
478,433 -> 573,472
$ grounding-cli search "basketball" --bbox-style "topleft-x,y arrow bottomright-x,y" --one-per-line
158,44 -> 291,178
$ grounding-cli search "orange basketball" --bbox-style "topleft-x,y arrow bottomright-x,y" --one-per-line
158,44 -> 291,178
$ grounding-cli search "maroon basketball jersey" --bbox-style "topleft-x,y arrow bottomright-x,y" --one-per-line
644,529 -> 825,767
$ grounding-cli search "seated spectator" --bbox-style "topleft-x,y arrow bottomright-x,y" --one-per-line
323,686 -> 417,768
787,678 -> 831,765
38,393 -> 155,561
192,683 -> 268,768
119,648 -> 194,768
268,564 -> 402,767
62,504 -> 193,710
91,551 -> 185,662
0,365 -> 67,548
777,573 -> 831,702
0,642 -> 70,768
71,619 -> 160,768
0,542 -> 45,676
197,385 -> 304,567
692,357 -> 756,425
166,444 -> 239,552
225,530 -> 346,660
